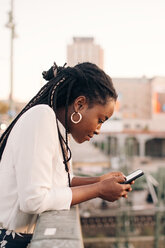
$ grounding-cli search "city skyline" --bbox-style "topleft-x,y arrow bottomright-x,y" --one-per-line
0,0 -> 165,102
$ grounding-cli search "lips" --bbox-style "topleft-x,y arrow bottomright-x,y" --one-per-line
84,135 -> 93,141
88,135 -> 93,139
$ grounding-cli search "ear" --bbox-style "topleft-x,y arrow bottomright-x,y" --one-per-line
73,96 -> 88,112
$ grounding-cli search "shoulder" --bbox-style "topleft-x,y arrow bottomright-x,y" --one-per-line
24,104 -> 55,118
19,104 -> 56,124
13,104 -> 57,134
8,105 -> 59,149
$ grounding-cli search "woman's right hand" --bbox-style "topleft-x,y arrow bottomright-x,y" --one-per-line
98,176 -> 132,202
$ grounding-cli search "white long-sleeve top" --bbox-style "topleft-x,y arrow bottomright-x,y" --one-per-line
0,105 -> 72,233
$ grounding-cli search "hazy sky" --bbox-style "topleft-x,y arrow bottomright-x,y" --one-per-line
0,0 -> 165,102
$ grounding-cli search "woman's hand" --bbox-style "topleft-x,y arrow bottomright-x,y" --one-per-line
71,174 -> 133,205
98,176 -> 132,202
99,171 -> 125,182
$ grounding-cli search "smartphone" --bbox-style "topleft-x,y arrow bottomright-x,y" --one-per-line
122,169 -> 144,184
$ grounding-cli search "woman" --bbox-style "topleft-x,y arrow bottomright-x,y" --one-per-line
0,62 -> 132,248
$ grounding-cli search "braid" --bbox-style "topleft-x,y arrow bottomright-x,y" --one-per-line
64,79 -> 75,145
47,74 -> 72,186
48,75 -> 75,186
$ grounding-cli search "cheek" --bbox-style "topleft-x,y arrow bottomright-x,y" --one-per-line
70,120 -> 95,143
80,117 -> 96,132
69,123 -> 85,143
71,129 -> 86,143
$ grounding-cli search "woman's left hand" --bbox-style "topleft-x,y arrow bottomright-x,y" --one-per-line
99,171 -> 125,182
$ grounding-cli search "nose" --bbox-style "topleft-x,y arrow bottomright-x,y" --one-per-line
94,124 -> 101,135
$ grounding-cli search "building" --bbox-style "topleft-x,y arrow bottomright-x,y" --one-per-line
112,76 -> 165,132
93,76 -> 165,159
67,37 -> 104,69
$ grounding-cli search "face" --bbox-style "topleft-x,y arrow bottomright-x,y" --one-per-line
68,97 -> 115,143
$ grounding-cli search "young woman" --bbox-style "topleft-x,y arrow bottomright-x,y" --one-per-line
0,62 -> 132,248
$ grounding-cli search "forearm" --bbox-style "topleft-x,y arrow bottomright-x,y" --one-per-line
71,176 -> 100,187
71,183 -> 99,205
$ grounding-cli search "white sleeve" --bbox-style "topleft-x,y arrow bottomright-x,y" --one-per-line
12,106 -> 72,214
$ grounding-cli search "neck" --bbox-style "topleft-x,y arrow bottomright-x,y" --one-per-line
56,107 -> 66,128
56,105 -> 74,133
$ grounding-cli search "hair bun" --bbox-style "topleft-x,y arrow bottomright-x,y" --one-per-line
42,66 -> 55,81
42,62 -> 67,81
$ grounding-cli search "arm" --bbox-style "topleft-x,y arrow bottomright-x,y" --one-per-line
71,176 -> 132,205
71,176 -> 100,187
71,171 -> 125,187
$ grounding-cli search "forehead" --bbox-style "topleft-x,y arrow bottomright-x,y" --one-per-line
91,99 -> 115,117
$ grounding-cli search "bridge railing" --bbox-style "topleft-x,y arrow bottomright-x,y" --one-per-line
29,206 -> 84,248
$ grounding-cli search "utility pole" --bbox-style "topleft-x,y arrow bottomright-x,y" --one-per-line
6,0 -> 16,118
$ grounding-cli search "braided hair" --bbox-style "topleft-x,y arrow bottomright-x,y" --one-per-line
0,62 -> 117,186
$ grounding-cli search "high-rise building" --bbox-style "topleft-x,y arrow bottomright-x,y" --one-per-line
67,37 -> 104,69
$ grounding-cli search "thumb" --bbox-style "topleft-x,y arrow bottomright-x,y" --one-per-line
115,176 -> 126,184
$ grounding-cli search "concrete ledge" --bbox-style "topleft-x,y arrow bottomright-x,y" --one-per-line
29,206 -> 84,248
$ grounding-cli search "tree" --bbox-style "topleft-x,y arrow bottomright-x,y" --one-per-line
0,102 -> 9,114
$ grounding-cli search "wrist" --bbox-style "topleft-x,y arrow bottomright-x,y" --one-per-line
95,181 -> 102,198
90,182 -> 100,199
98,175 -> 102,182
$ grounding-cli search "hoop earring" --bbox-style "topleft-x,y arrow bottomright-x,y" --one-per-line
71,112 -> 82,124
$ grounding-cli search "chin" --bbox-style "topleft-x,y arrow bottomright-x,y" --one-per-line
72,135 -> 86,144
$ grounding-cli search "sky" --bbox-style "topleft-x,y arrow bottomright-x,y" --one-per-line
0,0 -> 165,102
